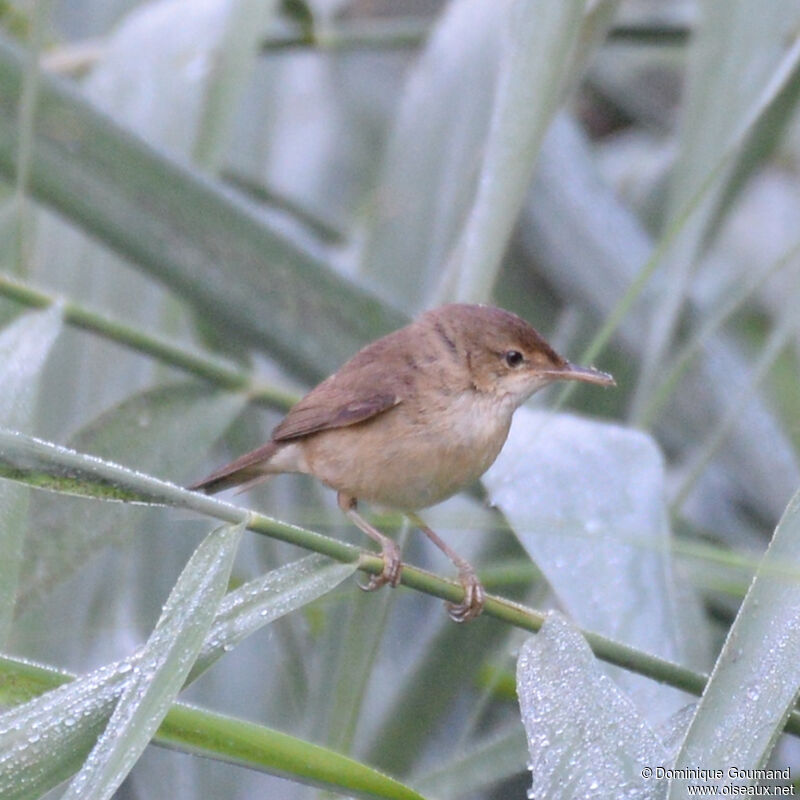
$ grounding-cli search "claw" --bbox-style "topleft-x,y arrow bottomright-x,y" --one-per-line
445,568 -> 486,622
358,538 -> 402,592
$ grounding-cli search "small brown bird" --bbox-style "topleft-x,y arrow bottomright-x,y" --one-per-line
191,304 -> 614,621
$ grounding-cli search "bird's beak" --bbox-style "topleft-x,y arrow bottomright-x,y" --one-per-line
544,361 -> 616,387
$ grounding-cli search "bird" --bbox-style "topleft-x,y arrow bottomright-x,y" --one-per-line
190,303 -> 614,621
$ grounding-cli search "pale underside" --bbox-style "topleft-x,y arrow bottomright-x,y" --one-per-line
270,389 -> 516,509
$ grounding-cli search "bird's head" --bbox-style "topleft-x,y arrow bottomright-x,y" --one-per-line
423,304 -> 615,407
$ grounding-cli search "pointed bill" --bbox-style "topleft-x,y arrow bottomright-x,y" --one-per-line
546,361 -> 615,386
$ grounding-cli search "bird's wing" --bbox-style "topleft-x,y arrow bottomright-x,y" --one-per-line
272,388 -> 401,441
272,327 -> 410,441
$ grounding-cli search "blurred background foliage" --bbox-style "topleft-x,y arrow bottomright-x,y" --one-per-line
0,0 -> 799,797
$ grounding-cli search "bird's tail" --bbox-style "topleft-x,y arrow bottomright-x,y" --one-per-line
188,440 -> 280,495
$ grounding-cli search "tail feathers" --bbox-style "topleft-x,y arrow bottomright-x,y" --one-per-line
189,440 -> 280,495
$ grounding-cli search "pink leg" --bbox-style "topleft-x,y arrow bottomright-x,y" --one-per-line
407,512 -> 486,622
338,493 -> 402,591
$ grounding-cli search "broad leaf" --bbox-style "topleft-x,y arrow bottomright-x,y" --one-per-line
669,489 -> 800,796
518,613 -> 668,799
484,409 -> 702,720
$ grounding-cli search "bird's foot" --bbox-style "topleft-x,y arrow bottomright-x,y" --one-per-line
358,538 -> 403,592
445,567 -> 486,623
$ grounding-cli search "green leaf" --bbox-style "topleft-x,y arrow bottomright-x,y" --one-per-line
0,425 -> 368,565
19,382 -> 247,608
413,723 -> 527,799
443,0 -> 587,303
359,0 -> 504,309
0,32 -> 406,382
517,613 -> 668,799
193,0 -> 280,171
632,0 -> 800,416
522,116 -> 800,523
157,704 -> 430,800
0,556 -> 384,800
0,306 -> 62,641
360,0 -> 615,308
0,659 -> 428,800
483,409 -> 705,719
669,489 -> 800,796
188,553 -> 356,682
59,519 -> 244,800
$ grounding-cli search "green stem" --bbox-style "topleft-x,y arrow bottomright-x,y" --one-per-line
257,19 -> 690,53
12,0 -> 49,276
606,22 -> 689,46
670,308 -> 800,513
0,272 -> 298,411
635,238 -> 800,428
260,17 -> 430,52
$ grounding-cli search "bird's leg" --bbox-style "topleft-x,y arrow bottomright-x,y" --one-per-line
407,511 -> 486,622
338,493 -> 402,591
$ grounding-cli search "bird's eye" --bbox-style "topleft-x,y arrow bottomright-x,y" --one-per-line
504,350 -> 524,368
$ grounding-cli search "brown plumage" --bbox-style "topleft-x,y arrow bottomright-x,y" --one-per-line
190,303 -> 614,621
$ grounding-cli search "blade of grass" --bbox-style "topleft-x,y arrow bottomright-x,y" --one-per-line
0,655 -> 426,800
359,0 -> 503,309
11,0 -> 48,275
440,0 -> 588,303
670,297 -> 800,514
0,33 -> 406,382
60,519 -> 245,800
0,271 -> 298,410
0,554 -> 357,799
636,237 -> 800,428
156,704 -> 430,800
256,17 -> 689,52
631,2 -> 800,419
553,25 -> 800,410
669,489 -> 800,796
193,0 -> 279,171
0,306 -> 62,642
188,553 -> 356,683
260,16 -> 430,52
